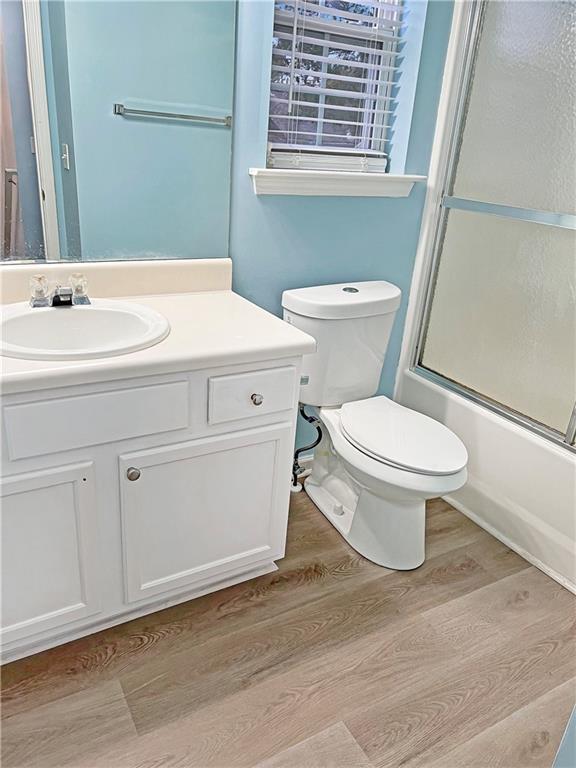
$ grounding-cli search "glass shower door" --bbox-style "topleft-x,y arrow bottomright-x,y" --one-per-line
416,0 -> 576,448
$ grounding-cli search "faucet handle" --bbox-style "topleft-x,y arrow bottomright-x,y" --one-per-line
30,274 -> 48,297
69,273 -> 91,305
29,275 -> 50,307
70,273 -> 88,296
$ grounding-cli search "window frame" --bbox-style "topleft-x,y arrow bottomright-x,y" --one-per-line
267,1 -> 404,171
248,0 -> 430,197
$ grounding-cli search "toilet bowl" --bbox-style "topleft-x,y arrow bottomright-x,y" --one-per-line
305,397 -> 467,569
282,280 -> 468,570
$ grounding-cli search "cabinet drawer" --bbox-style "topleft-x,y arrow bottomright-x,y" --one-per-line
208,366 -> 297,424
4,381 -> 189,460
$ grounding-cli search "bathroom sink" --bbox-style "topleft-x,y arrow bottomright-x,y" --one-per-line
0,299 -> 170,360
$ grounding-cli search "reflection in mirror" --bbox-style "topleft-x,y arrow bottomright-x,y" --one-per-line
1,0 -> 236,263
1,1 -> 45,260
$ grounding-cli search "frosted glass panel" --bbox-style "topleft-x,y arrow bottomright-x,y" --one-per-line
421,210 -> 576,433
453,1 -> 576,214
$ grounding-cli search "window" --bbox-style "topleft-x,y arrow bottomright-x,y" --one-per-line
268,0 -> 404,173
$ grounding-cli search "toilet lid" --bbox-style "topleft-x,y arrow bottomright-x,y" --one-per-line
340,397 -> 468,476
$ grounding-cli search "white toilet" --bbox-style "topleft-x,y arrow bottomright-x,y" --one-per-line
282,281 -> 468,570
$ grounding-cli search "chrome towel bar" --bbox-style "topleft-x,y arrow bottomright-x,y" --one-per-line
113,103 -> 232,127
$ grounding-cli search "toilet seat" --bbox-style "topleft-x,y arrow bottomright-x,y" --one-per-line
340,396 -> 468,477
319,405 -> 467,496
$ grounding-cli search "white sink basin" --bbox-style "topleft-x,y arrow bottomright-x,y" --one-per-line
1,299 -> 170,360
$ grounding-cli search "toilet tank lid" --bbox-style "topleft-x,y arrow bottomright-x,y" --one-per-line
282,281 -> 401,320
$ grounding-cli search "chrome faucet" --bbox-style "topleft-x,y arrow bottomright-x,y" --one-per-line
50,285 -> 74,307
29,274 -> 91,307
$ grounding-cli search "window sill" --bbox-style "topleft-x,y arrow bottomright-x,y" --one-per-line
248,168 -> 426,197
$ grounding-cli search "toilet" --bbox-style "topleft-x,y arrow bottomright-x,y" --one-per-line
282,281 -> 468,570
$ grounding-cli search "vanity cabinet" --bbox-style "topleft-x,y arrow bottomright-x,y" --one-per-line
119,425 -> 292,603
1,463 -> 101,646
0,358 -> 301,662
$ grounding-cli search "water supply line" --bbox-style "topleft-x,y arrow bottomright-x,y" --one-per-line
292,404 -> 323,492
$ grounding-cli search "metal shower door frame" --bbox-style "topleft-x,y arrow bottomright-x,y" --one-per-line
411,0 -> 576,451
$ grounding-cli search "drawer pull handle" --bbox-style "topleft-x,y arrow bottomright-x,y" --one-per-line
251,393 -> 264,406
126,467 -> 141,481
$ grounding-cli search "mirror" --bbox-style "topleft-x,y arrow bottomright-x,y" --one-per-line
1,0 -> 236,263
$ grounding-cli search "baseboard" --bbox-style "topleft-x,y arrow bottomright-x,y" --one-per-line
297,452 -> 575,594
445,487 -> 576,595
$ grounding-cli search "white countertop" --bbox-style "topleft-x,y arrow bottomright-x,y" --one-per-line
0,291 -> 316,395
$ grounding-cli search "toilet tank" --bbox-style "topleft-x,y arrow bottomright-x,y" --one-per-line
282,281 -> 401,407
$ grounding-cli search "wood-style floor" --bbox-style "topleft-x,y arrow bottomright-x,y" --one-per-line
2,494 -> 575,768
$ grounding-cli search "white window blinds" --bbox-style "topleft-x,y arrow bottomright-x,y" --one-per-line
268,0 -> 405,172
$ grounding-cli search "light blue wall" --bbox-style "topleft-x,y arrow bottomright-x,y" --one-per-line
61,0 -> 236,261
389,0 -> 430,173
230,0 -> 454,419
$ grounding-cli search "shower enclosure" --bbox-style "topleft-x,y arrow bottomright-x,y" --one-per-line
415,0 -> 575,450
397,0 -> 575,591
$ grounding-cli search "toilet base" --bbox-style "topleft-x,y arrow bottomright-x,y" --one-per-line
304,424 -> 426,570
305,479 -> 425,570
302,404 -> 467,570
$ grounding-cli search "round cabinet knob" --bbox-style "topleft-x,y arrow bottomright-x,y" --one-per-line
251,393 -> 264,406
126,467 -> 141,481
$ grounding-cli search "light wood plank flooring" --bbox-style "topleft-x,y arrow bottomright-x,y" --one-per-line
2,494 -> 575,767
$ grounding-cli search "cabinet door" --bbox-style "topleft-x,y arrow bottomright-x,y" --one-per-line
119,424 -> 292,603
1,463 -> 100,647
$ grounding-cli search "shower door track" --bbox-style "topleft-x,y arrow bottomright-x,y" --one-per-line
413,365 -> 576,454
409,0 -> 576,452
